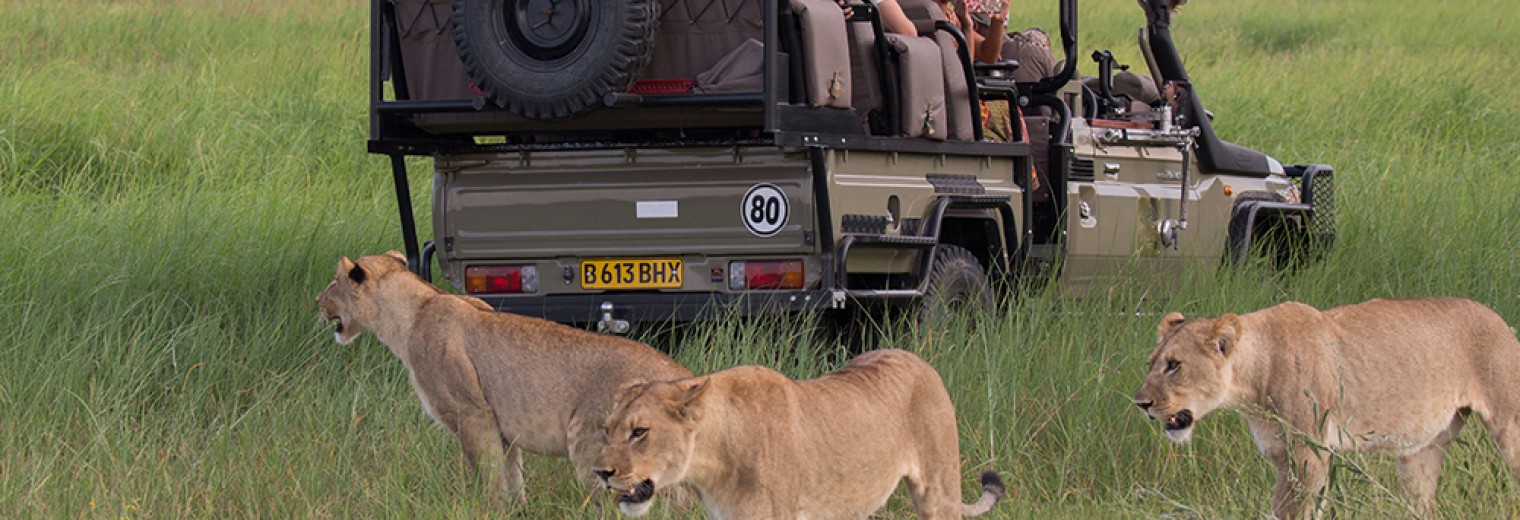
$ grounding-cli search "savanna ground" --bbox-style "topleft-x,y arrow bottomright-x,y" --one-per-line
2,0 -> 1518,517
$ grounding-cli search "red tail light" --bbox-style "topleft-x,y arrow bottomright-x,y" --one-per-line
464,265 -> 539,294
728,260 -> 805,290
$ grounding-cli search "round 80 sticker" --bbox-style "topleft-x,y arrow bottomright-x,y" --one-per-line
741,183 -> 789,237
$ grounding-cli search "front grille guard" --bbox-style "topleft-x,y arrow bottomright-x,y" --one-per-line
1289,164 -> 1336,257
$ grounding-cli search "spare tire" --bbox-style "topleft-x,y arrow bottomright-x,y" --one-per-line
451,0 -> 659,120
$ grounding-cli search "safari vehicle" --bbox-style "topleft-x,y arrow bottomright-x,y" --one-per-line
366,0 -> 1334,331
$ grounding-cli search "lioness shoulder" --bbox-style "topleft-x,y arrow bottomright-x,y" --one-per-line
592,348 -> 1005,519
317,252 -> 691,507
1134,298 -> 1520,518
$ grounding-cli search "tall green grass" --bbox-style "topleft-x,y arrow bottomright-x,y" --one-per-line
2,0 -> 1517,517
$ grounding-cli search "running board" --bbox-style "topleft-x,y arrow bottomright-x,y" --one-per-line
830,194 -> 1016,308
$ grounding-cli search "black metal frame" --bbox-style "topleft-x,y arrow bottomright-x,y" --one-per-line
1225,164 -> 1336,265
364,0 -> 1081,322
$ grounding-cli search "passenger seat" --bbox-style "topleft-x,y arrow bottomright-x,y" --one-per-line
844,0 -> 977,140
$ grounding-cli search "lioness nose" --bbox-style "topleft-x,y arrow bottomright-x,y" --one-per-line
594,468 -> 615,481
1134,399 -> 1153,411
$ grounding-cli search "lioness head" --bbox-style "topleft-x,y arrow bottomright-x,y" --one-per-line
1134,311 -> 1241,443
315,251 -> 407,345
592,377 -> 710,517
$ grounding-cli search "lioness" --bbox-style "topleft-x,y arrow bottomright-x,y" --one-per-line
1134,298 -> 1520,518
591,348 -> 1005,519
316,252 -> 691,506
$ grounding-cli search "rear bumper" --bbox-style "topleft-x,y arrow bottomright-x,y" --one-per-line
481,290 -> 833,324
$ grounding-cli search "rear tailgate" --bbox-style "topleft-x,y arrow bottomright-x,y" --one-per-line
433,146 -> 817,295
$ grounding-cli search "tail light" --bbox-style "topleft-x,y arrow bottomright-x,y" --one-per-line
728,260 -> 805,290
464,265 -> 538,294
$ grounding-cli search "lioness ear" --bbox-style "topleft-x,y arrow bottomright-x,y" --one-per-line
1158,311 -> 1186,340
347,259 -> 368,284
612,379 -> 648,408
1211,314 -> 1241,357
675,377 -> 711,421
384,250 -> 407,266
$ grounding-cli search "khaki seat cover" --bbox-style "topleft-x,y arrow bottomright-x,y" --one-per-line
897,0 -> 971,140
846,22 -> 885,132
885,34 -> 946,140
789,0 -> 852,108
934,31 -> 975,140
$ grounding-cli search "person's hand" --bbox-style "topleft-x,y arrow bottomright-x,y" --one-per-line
954,0 -> 971,25
835,0 -> 854,19
987,0 -> 1008,24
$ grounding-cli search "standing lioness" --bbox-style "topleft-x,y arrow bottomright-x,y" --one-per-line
591,348 -> 1005,519
1134,298 -> 1520,518
316,252 -> 691,506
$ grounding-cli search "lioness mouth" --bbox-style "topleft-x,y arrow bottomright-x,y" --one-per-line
328,316 -> 344,335
1165,409 -> 1194,431
618,479 -> 655,505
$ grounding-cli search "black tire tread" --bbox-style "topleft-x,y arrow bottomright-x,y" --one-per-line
451,0 -> 660,120
919,244 -> 994,325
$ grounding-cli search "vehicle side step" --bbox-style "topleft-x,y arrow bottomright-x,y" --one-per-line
845,234 -> 938,247
940,193 -> 1011,208
830,193 -> 1018,309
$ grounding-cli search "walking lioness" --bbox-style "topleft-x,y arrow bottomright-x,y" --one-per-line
316,252 -> 691,506
1134,298 -> 1520,518
591,348 -> 1005,519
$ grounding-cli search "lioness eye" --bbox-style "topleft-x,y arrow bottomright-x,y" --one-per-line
1165,360 -> 1180,374
630,427 -> 648,440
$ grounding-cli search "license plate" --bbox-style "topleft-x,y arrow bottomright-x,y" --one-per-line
580,259 -> 684,290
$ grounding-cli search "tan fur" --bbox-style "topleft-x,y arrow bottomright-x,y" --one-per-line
316,253 -> 691,506
591,348 -> 1005,519
1133,298 -> 1520,518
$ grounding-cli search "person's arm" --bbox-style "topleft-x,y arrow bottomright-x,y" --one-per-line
875,0 -> 918,35
974,1 -> 1008,63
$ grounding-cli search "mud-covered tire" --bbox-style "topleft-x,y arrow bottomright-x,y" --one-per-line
451,0 -> 659,120
918,245 -> 994,327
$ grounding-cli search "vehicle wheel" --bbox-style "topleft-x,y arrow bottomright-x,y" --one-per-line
917,245 -> 994,328
451,0 -> 659,120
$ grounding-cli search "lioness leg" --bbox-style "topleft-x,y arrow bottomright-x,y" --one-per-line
1396,413 -> 1464,518
505,445 -> 525,501
1269,447 -> 1329,520
455,410 -> 526,505
1480,412 -> 1520,482
565,417 -> 601,490
904,467 -> 960,520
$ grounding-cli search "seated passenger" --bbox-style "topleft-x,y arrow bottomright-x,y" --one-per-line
994,26 -> 1059,83
932,0 -> 1006,64
837,0 -> 916,35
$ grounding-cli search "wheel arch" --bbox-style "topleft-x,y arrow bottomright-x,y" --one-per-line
1224,191 -> 1314,266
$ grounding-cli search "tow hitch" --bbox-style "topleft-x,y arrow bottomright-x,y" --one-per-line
596,301 -> 631,335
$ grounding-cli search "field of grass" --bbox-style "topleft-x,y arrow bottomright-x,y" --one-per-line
2,0 -> 1518,517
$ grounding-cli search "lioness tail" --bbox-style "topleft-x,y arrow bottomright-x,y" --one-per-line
961,470 -> 1006,517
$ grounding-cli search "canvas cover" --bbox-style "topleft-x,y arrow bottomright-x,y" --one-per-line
693,38 -> 765,93
644,0 -> 764,80
392,0 -> 474,101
